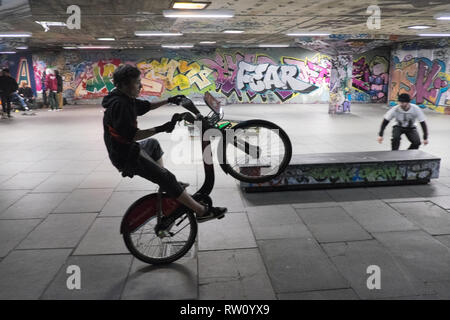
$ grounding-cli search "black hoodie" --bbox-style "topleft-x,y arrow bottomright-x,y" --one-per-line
102,88 -> 152,171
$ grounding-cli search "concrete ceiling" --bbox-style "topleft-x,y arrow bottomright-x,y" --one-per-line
1,0 -> 450,51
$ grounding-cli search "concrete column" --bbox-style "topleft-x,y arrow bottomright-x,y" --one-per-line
329,55 -> 353,114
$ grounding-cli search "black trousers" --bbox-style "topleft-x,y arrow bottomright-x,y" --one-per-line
1,94 -> 11,116
391,125 -> 421,150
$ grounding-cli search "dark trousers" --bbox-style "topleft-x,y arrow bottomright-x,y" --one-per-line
1,94 -> 11,116
391,125 -> 421,150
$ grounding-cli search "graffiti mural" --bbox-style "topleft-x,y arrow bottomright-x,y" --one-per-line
329,55 -> 352,114
32,49 -> 331,104
389,47 -> 450,114
240,159 -> 440,191
352,49 -> 390,103
1,52 -> 36,94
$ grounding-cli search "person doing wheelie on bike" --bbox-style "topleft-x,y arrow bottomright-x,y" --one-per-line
102,64 -> 226,223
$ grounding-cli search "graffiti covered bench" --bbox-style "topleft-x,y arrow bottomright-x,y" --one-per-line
239,150 -> 441,192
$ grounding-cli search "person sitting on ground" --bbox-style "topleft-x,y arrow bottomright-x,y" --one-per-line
102,64 -> 227,223
377,93 -> 429,150
18,81 -> 35,109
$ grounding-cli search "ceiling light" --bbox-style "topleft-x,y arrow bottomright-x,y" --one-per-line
164,9 -> 234,18
162,44 -> 194,49
408,26 -> 431,30
172,1 -> 210,9
259,44 -> 290,47
97,37 -> 115,41
0,32 -> 32,38
63,46 -> 77,49
418,33 -> 450,37
287,32 -> 330,36
434,13 -> 450,20
77,45 -> 112,49
135,31 -> 183,36
16,46 -> 28,50
0,51 -> 16,54
223,30 -> 244,34
35,21 -> 66,32
199,41 -> 216,44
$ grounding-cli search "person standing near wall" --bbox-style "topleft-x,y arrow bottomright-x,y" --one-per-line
377,93 -> 429,150
41,73 -> 48,108
0,68 -> 19,119
55,70 -> 63,109
45,69 -> 59,111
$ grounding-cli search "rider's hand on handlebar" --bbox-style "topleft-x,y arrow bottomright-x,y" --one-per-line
155,121 -> 176,133
167,95 -> 186,105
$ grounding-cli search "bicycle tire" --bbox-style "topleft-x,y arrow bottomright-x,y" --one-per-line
219,119 -> 292,183
122,203 -> 197,265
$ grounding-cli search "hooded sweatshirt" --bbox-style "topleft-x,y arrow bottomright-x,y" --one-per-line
102,88 -> 152,171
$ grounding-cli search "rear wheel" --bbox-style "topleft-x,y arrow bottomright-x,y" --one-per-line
123,209 -> 197,265
220,119 -> 292,183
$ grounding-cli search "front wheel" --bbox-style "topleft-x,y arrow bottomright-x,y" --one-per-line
219,119 -> 292,183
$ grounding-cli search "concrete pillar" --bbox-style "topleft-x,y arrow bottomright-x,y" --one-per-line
329,55 -> 353,114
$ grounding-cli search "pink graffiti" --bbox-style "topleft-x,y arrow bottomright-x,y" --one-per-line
415,60 -> 448,105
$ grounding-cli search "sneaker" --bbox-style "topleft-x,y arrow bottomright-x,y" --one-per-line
48,109 -> 53,112
196,205 -> 227,223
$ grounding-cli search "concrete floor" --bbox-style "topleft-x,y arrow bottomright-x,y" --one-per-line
0,102 -> 450,300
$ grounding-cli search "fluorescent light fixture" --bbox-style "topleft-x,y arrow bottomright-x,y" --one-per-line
418,33 -> 450,37
0,32 -> 32,38
259,44 -> 290,47
77,45 -> 112,49
36,21 -> 66,26
408,26 -> 431,30
164,9 -> 234,18
287,32 -> 330,36
162,44 -> 194,48
172,1 -> 210,9
63,46 -> 77,49
97,37 -> 115,41
435,13 -> 450,20
135,31 -> 183,36
199,41 -> 216,44
223,30 -> 244,33
16,46 -> 28,50
0,51 -> 16,54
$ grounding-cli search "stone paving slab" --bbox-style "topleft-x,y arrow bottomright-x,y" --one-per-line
242,190 -> 333,207
0,249 -> 71,299
291,202 -> 339,209
296,207 -> 372,243
115,176 -> 157,191
198,212 -> 257,251
78,171 -> 122,189
121,257 -> 197,300
0,162 -> 34,176
425,280 -> 450,299
366,186 -> 421,200
100,191 -> 150,217
277,288 -> 359,300
322,240 -> 429,299
41,254 -> 133,300
373,230 -> 450,282
209,187 -> 246,213
247,205 -> 312,240
428,196 -> 450,210
340,200 -> 419,233
0,193 -> 68,219
74,217 -> 128,255
53,189 -> 113,213
434,235 -> 450,249
32,174 -> 87,193
0,190 -> 28,213
258,238 -> 349,293
326,188 -> 378,202
389,201 -> 450,235
57,160 -> 103,175
0,219 -> 41,257
21,159 -> 71,173
198,249 -> 276,299
407,182 -> 450,197
0,172 -> 52,190
18,213 -> 97,249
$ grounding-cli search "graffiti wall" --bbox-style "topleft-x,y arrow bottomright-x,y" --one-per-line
0,52 -> 36,95
329,55 -> 352,114
32,48 -> 331,104
388,46 -> 450,114
352,47 -> 390,103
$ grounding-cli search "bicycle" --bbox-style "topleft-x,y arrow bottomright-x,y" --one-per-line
120,92 -> 292,264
